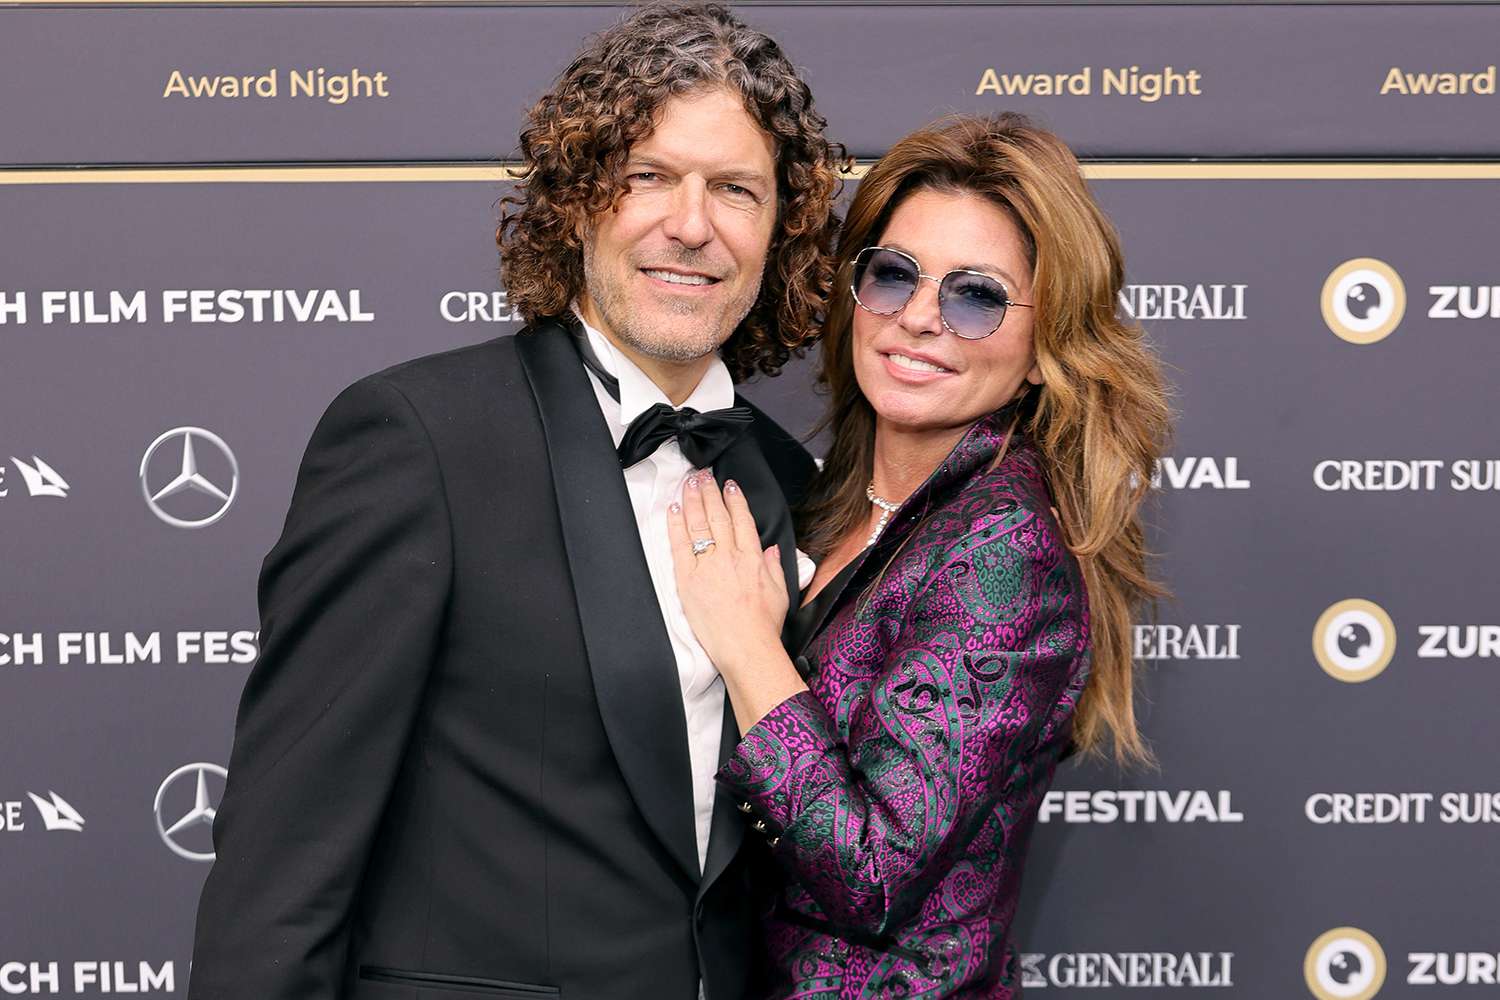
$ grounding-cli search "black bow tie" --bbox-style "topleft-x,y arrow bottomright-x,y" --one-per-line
565,317 -> 752,469
555,313 -> 799,622
617,402 -> 754,470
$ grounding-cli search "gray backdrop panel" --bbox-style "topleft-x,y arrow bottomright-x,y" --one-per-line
1,3 -> 1498,998
2,174 -> 1496,996
2,4 -> 1500,163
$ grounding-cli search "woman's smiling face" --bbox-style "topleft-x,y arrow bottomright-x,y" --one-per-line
852,187 -> 1042,437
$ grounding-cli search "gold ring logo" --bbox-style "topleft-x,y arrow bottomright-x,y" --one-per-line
1305,927 -> 1386,1000
1321,258 -> 1405,344
1313,599 -> 1396,683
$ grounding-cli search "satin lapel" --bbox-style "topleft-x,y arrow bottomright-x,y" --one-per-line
699,403 -> 798,897
696,698 -> 745,903
792,487 -> 932,661
515,324 -> 700,884
791,403 -> 1022,660
713,405 -> 799,604
792,548 -> 872,661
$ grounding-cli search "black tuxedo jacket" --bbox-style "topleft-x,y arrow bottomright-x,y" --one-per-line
188,320 -> 816,1000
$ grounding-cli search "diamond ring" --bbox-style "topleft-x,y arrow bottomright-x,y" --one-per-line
691,538 -> 717,556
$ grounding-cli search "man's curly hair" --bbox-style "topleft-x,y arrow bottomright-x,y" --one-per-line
497,2 -> 844,381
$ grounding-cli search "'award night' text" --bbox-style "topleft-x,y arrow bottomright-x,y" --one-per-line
162,68 -> 391,105
976,66 -> 1204,102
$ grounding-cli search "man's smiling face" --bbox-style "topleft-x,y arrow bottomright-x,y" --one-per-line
579,86 -> 778,371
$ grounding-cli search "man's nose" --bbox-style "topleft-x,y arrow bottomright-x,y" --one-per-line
661,177 -> 714,249
897,276 -> 943,338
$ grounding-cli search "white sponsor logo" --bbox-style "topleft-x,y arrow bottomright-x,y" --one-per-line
1118,283 -> 1247,321
1039,790 -> 1243,824
162,289 -> 374,323
0,290 -> 147,326
0,962 -> 175,995
1416,625 -> 1500,658
1134,624 -> 1240,661
1,792 -> 84,833
140,427 -> 238,529
25,792 -> 84,832
1306,792 -> 1500,824
0,456 -> 70,499
154,762 -> 226,862
1320,263 -> 1500,340
0,630 -> 258,667
1313,600 -> 1396,683
1019,951 -> 1233,988
1409,952 -> 1500,986
0,289 -> 372,325
1313,603 -> 1498,681
1428,285 -> 1500,319
0,292 -> 26,325
1314,459 -> 1500,491
1310,930 -> 1500,993
440,290 -> 524,323
1151,457 -> 1249,490
1306,928 -> 1386,1000
1322,259 -> 1405,345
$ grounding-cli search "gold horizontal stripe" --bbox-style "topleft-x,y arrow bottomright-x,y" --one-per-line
1085,162 -> 1500,180
3,0 -> 518,4
0,164 -> 527,184
3,161 -> 1499,185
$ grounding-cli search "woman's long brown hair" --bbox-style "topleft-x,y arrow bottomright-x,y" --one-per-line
800,114 -> 1171,764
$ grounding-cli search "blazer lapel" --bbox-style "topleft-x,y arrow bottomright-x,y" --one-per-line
713,408 -> 799,601
794,399 -> 1028,661
790,548 -> 871,661
696,698 -> 745,903
515,322 -> 700,885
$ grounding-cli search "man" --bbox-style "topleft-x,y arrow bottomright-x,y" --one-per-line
187,5 -> 842,999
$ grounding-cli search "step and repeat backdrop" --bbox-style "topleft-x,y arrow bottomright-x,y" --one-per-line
2,2 -> 1498,998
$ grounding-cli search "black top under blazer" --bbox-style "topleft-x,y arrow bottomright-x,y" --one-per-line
187,320 -> 816,1000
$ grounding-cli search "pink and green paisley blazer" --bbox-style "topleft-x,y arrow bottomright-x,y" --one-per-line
717,406 -> 1091,998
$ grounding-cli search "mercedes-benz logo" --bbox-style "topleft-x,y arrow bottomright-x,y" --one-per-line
140,427 -> 239,529
154,762 -> 227,862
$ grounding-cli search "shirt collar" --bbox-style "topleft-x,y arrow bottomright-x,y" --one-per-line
571,303 -> 736,426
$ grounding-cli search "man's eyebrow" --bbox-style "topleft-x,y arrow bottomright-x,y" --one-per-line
623,156 -> 671,172
624,157 -> 771,186
715,169 -> 773,185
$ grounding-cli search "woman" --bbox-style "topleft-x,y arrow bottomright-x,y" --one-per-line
667,114 -> 1170,997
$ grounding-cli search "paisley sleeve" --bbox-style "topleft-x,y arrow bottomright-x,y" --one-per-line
716,501 -> 1089,936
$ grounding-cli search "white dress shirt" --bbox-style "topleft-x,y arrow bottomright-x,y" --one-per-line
574,310 -> 733,874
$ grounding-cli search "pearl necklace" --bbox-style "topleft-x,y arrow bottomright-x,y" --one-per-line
865,481 -> 902,548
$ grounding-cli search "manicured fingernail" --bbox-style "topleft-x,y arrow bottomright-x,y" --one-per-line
686,476 -> 700,489
669,501 -> 681,513
724,480 -> 740,495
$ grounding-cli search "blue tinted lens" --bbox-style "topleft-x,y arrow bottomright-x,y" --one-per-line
854,248 -> 919,314
940,271 -> 1009,339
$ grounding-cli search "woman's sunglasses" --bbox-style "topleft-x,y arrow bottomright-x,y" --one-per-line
850,245 -> 1031,340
